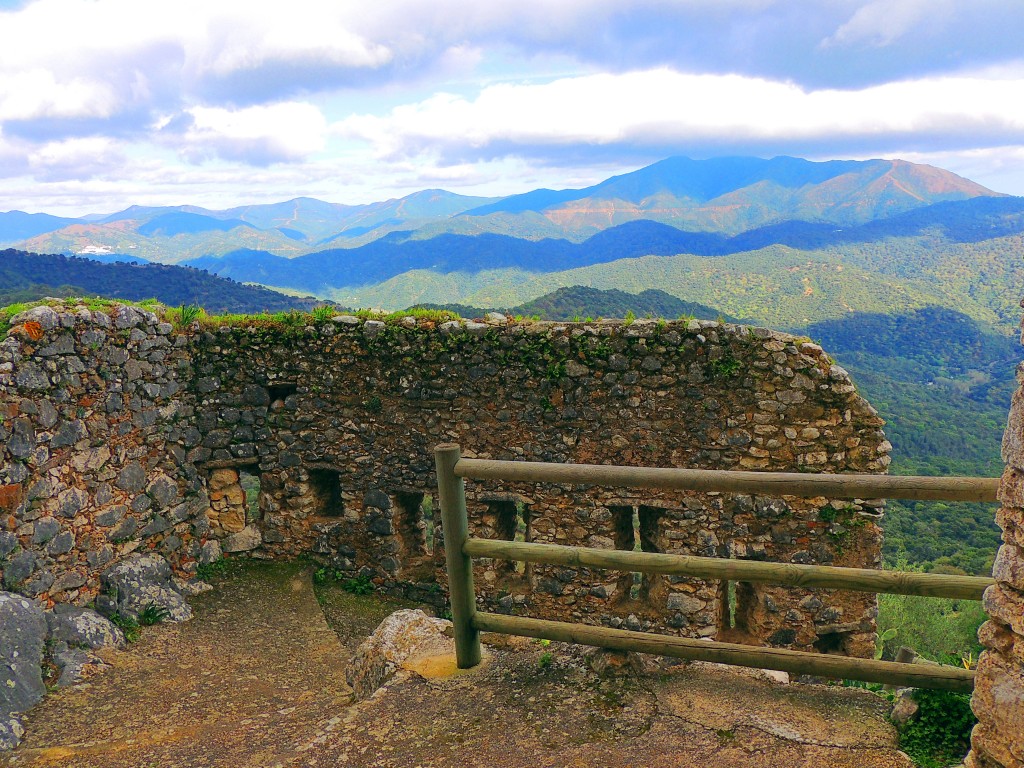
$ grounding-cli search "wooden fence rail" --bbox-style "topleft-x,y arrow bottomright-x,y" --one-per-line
464,539 -> 993,600
473,613 -> 975,692
455,457 -> 999,502
434,444 -> 997,692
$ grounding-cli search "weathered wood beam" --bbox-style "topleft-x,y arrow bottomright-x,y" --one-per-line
465,538 -> 993,600
455,458 -> 999,502
473,613 -> 975,692
435,443 -> 481,668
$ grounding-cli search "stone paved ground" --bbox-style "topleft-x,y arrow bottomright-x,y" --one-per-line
2,562 -> 913,768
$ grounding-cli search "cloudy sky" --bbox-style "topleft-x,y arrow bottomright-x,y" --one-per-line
1,0 -> 1022,215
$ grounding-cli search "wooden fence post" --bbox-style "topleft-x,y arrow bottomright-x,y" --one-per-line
434,443 -> 481,668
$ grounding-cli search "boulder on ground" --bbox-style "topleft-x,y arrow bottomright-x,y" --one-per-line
97,553 -> 192,622
50,643 -> 109,688
0,716 -> 25,752
346,609 -> 453,699
46,604 -> 126,650
585,647 -> 661,678
0,592 -> 47,751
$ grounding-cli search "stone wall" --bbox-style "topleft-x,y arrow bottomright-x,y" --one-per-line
2,304 -> 890,656
0,304 -> 206,605
189,312 -> 888,654
967,321 -> 1024,766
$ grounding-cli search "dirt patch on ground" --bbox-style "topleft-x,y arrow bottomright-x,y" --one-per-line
4,562 -> 352,768
306,644 -> 911,768
2,562 -> 913,768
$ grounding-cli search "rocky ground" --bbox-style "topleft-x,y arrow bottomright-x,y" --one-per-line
2,561 -> 913,768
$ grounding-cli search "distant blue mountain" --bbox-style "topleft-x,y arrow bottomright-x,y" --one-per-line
185,196 -> 1024,292
0,211 -> 80,243
136,212 -> 255,237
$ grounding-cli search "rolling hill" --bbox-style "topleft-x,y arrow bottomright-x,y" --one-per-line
456,156 -> 1000,236
181,196 -> 1024,309
0,250 -> 327,314
411,286 -> 736,323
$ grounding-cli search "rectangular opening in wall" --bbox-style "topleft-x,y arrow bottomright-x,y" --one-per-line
237,467 -> 262,523
423,496 -> 435,554
487,498 -> 526,579
396,492 -> 428,560
610,505 -> 639,602
813,630 -> 851,655
514,502 -> 530,575
266,382 -> 297,409
308,468 -> 345,518
637,505 -> 667,603
716,559 -> 754,643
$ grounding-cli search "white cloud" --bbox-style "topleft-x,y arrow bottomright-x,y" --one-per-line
822,0 -> 953,48
0,69 -> 116,121
1,0 -> 1024,209
26,136 -> 126,181
175,102 -> 328,164
336,68 -> 1024,160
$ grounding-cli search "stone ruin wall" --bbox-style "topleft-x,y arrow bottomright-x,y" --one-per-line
967,316 -> 1024,767
0,305 -> 204,605
1,303 -> 891,657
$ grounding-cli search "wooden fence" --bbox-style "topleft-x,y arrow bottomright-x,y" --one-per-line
434,444 -> 997,693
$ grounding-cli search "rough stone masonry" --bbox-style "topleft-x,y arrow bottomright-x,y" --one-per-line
1,303 -> 890,658
966,308 -> 1024,768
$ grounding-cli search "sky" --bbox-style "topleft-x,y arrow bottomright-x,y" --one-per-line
0,0 -> 1023,216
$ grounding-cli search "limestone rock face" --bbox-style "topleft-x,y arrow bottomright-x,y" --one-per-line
0,592 -> 47,750
346,609 -> 453,699
46,604 -> 126,650
97,553 -> 192,622
222,525 -> 261,553
585,647 -> 659,678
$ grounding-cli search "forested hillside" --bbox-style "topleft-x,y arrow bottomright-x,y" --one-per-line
0,250 -> 324,314
804,307 -> 1017,574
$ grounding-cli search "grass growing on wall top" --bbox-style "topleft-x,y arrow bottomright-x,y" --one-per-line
0,297 -> 467,337
0,296 -> 163,335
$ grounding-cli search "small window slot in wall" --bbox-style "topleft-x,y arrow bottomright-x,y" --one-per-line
717,560 -> 754,642
422,495 -> 436,554
490,499 -> 531,577
637,505 -> 667,602
308,468 -> 344,518
266,382 -> 297,409
610,505 -> 640,601
396,492 -> 428,560
237,467 -> 262,523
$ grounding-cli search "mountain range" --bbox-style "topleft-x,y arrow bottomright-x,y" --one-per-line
2,155 -> 1001,261
5,155 -> 1021,326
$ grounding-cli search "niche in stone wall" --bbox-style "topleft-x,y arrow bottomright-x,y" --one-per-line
637,506 -> 668,603
237,467 -> 262,524
488,498 -> 531,582
717,566 -> 756,643
396,492 -> 428,560
611,506 -> 643,602
812,626 -> 859,656
308,468 -> 345,518
266,382 -> 297,411
609,504 -> 670,604
207,464 -> 262,535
